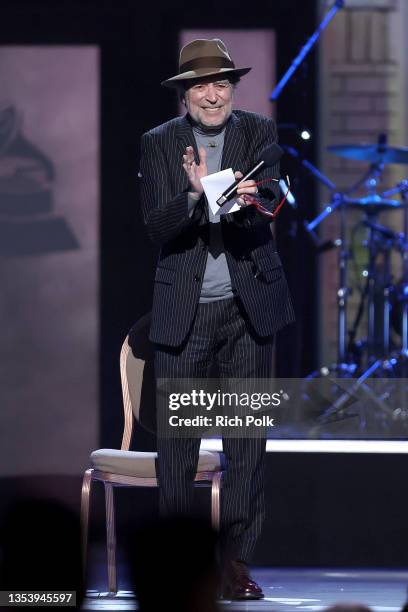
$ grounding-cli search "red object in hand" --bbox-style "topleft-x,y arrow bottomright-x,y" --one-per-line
242,176 -> 290,219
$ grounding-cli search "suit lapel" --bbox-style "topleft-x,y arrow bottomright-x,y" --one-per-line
175,114 -> 208,222
175,114 -> 199,162
221,112 -> 247,174
221,113 -> 247,223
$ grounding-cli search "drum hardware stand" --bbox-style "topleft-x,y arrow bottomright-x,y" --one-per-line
399,185 -> 408,362
315,358 -> 389,425
319,182 -> 408,426
293,136 -> 408,429
284,148 -> 362,375
380,181 -> 408,378
304,193 -> 403,425
291,150 -> 395,375
305,163 -> 405,375
365,211 -> 384,362
315,212 -> 400,425
362,219 -> 395,357
305,191 -> 358,376
345,161 -> 385,197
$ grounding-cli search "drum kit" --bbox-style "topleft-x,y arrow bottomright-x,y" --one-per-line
297,136 -> 408,429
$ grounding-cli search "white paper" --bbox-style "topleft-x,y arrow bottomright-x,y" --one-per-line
200,168 -> 240,216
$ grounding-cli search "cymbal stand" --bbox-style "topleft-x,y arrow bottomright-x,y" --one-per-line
345,161 -> 385,197
365,210 -> 381,362
379,232 -> 393,357
338,196 -> 351,366
382,181 -> 408,365
305,192 -> 357,374
363,219 -> 396,356
400,188 -> 408,359
343,134 -> 386,198
351,167 -> 386,364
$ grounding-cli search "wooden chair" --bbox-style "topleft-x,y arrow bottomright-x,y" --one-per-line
80,316 -> 224,594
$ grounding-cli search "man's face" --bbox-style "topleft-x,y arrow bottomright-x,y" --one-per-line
183,77 -> 234,128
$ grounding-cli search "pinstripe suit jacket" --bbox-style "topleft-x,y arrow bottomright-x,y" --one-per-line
140,110 -> 295,347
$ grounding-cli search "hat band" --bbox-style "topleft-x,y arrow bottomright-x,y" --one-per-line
179,55 -> 235,74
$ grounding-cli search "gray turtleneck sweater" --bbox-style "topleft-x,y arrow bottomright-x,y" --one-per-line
187,125 -> 234,303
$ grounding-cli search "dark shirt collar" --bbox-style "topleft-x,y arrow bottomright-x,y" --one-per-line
186,112 -> 231,136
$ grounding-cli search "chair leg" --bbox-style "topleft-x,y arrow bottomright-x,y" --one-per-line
104,482 -> 117,595
211,471 -> 223,531
80,469 -> 94,585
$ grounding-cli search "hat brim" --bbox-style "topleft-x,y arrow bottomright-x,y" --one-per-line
161,66 -> 251,88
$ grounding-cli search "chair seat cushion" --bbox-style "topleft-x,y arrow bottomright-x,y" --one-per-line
90,449 -> 223,478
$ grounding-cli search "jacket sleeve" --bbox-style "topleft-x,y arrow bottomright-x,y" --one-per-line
139,131 -> 203,246
238,117 -> 281,228
255,118 -> 280,214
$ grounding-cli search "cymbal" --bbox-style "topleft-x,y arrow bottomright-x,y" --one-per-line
345,195 -> 406,210
328,144 -> 408,164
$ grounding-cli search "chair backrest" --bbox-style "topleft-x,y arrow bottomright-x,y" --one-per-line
119,313 -> 156,450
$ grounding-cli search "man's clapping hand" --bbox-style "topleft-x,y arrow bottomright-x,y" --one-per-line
234,171 -> 258,206
182,145 -> 207,198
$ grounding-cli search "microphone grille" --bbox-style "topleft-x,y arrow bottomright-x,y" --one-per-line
261,143 -> 284,167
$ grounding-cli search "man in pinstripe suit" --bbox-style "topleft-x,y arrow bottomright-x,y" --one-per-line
139,39 -> 294,600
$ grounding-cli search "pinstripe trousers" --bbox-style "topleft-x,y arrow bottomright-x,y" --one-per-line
154,297 -> 274,562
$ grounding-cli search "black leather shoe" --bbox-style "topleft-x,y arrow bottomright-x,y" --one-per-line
223,560 -> 264,600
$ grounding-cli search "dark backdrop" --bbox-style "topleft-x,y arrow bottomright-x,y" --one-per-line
3,0 -> 408,568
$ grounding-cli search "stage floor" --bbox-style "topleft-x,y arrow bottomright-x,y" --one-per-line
84,568 -> 408,611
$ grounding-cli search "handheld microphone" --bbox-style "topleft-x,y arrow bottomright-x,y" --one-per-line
216,143 -> 283,207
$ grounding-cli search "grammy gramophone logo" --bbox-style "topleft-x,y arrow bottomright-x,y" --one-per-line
0,100 -> 79,256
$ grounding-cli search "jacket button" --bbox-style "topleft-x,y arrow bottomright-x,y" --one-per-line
194,274 -> 200,282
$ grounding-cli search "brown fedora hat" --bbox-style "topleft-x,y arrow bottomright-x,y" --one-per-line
161,38 -> 251,88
